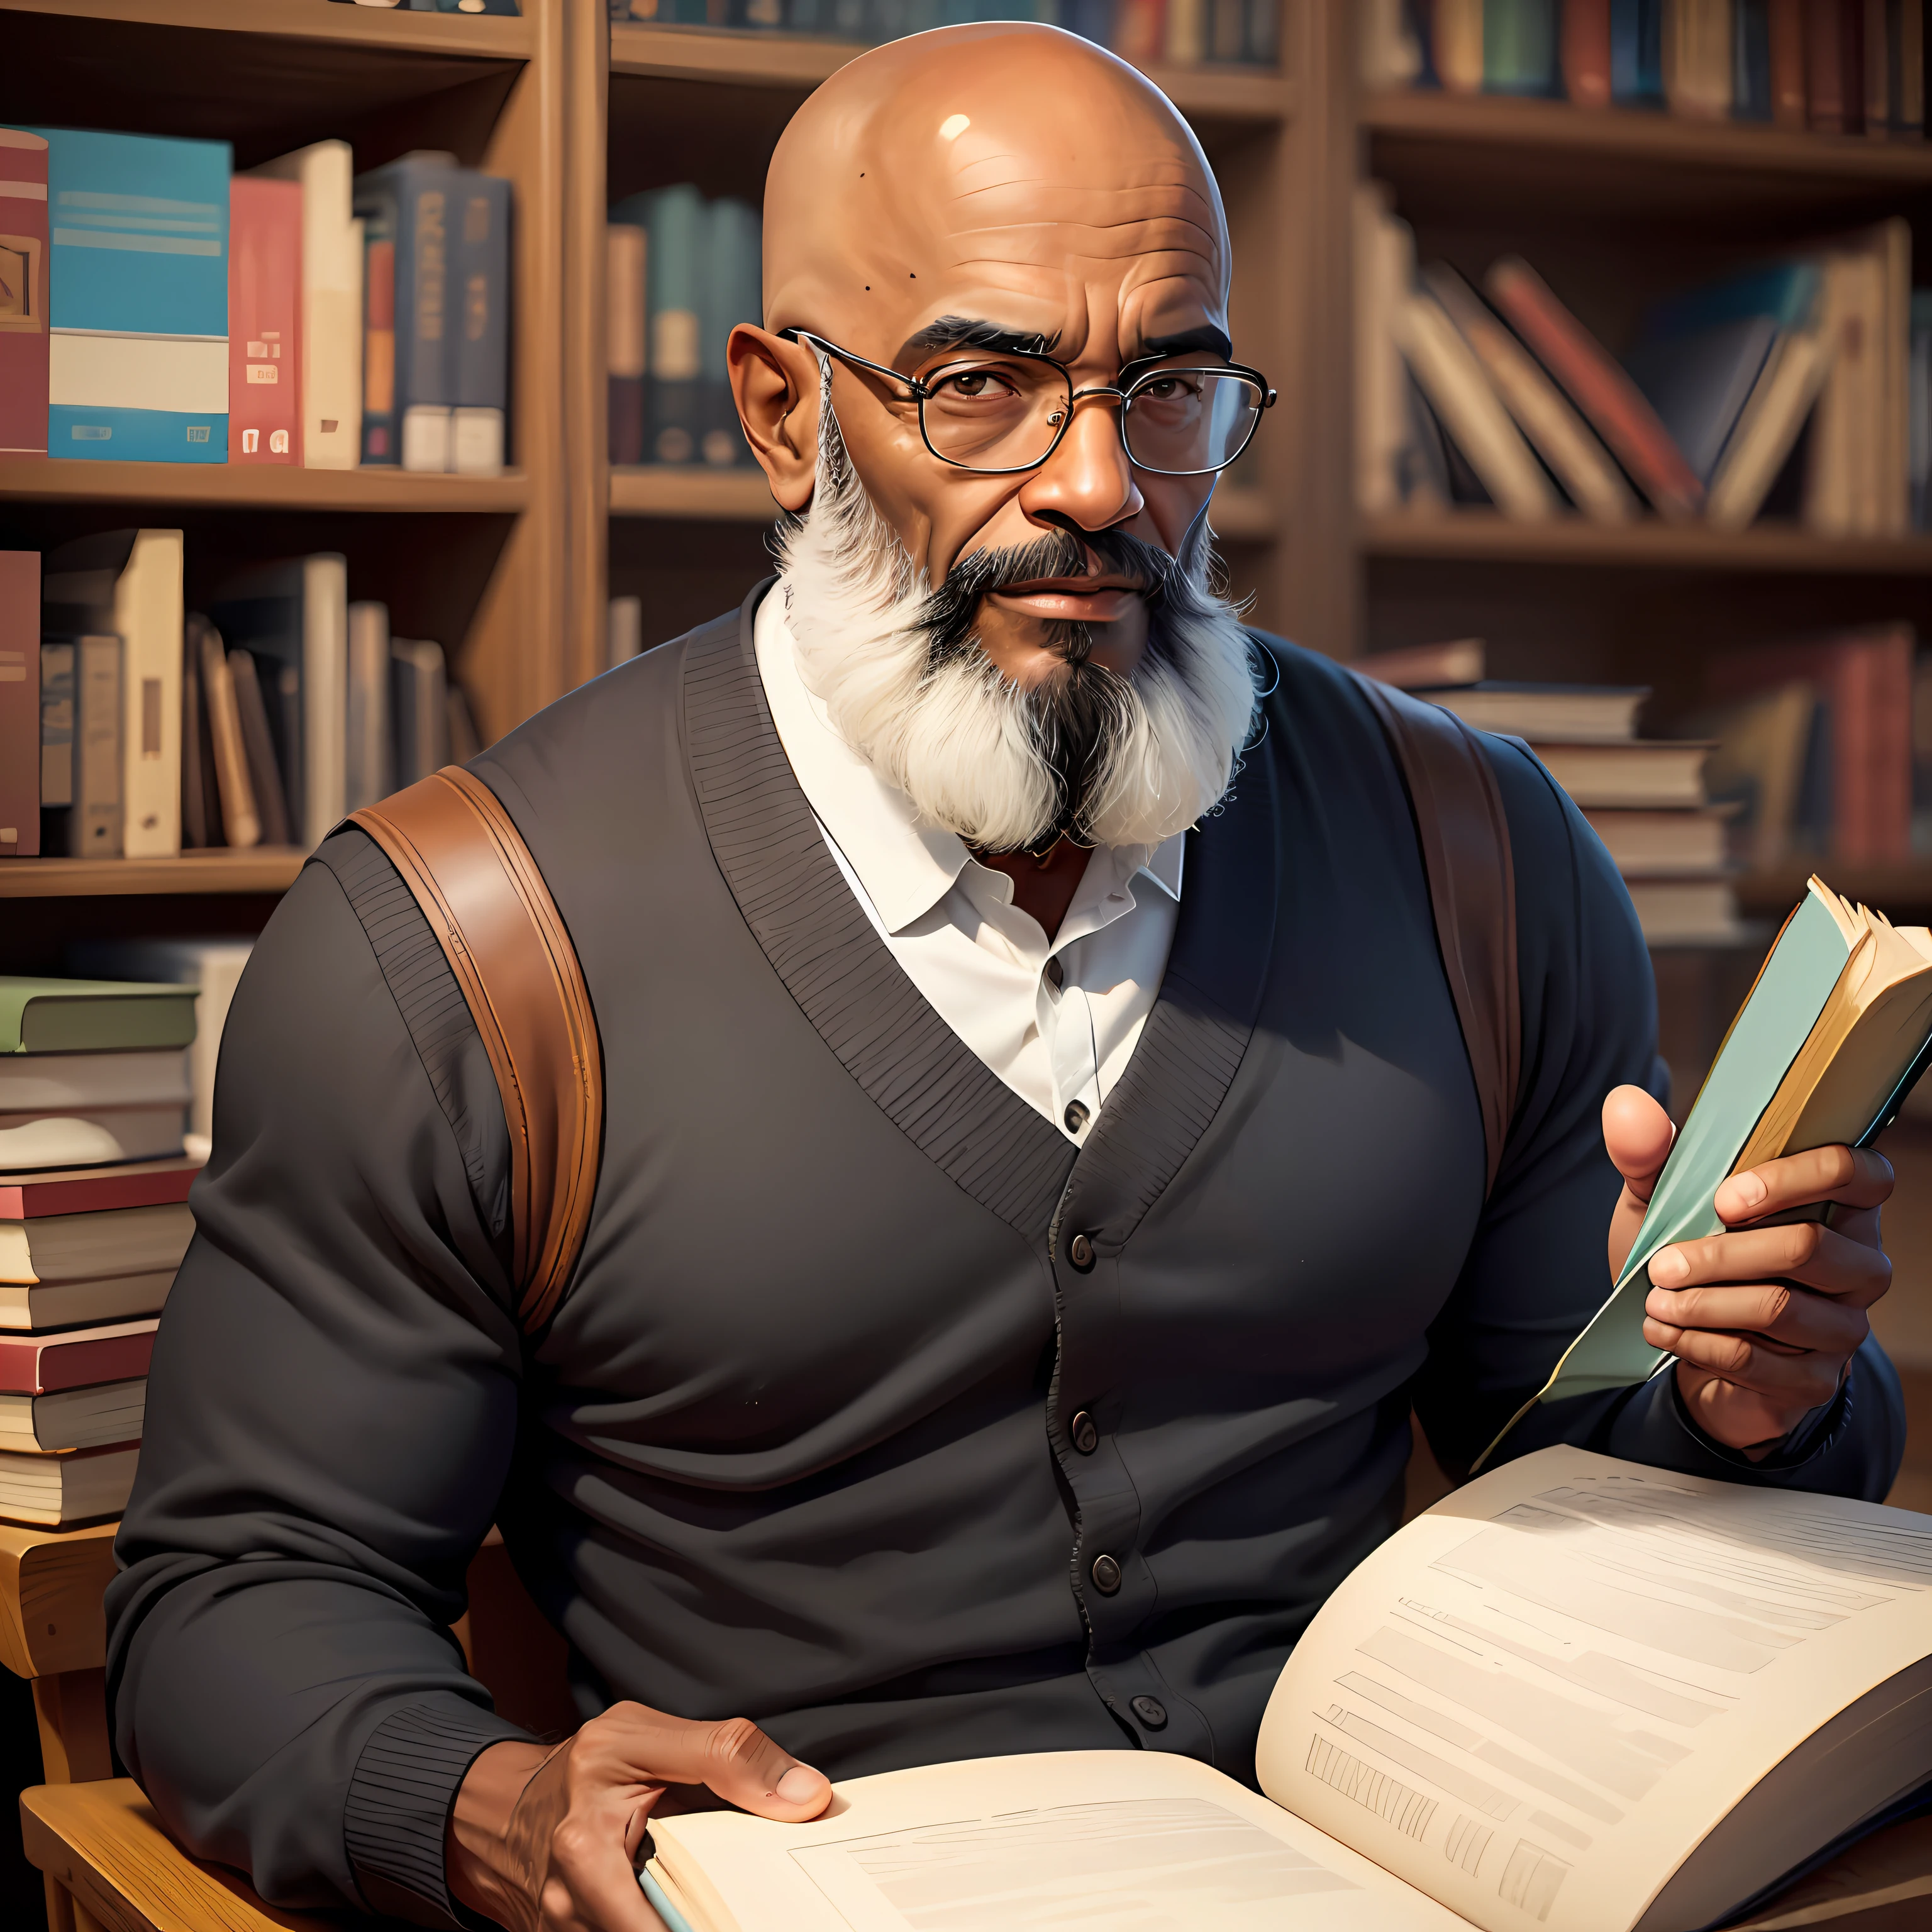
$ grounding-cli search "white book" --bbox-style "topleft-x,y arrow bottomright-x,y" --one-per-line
116,531 -> 183,858
608,596 -> 643,670
1705,329 -> 1834,531
1394,293 -> 1559,523
1423,265 -> 1638,527
0,1052 -> 191,1115
0,1442 -> 138,1526
250,142 -> 364,470
345,601 -> 392,813
1354,185 -> 1413,518
0,1201 -> 194,1287
0,1379 -> 145,1453
1580,809 -> 1731,877
65,941 -> 252,1157
0,1272 -> 178,1333
641,1448 -> 1932,1932
1624,876 -> 1746,946
0,1108 -> 186,1172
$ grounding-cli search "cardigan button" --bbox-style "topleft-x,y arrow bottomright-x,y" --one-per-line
1091,1553 -> 1122,1595
1130,1696 -> 1167,1729
1069,1232 -> 1095,1271
1069,1410 -> 1099,1454
1063,1100 -> 1090,1135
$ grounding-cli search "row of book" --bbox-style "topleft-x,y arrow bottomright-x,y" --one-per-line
0,130 -> 510,476
608,0 -> 1280,66
1363,0 -> 1928,135
608,188 -> 762,469
1360,640 -> 1746,942
333,1 -> 521,13
0,539 -> 478,861
0,974 -> 218,1526
1358,187 -> 1921,536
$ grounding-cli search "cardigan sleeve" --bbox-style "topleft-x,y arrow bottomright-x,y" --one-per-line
1411,734 -> 1906,1501
106,832 -> 531,1926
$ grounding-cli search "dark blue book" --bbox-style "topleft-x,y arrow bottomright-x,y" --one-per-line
452,171 -> 511,477
1733,0 -> 1772,118
1624,317 -> 1779,486
1610,0 -> 1664,104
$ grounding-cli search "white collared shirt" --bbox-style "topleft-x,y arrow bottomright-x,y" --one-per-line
754,588 -> 1183,1145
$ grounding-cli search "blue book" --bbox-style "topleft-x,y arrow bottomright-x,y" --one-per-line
1624,316 -> 1779,486
612,185 -> 704,467
1732,0 -> 1772,119
1484,0 -> 1560,95
452,171 -> 512,476
1609,0 -> 1664,105
35,128 -> 229,464
1643,260 -> 1821,340
701,197 -> 761,470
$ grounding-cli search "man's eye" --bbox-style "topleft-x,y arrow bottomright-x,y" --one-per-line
1141,377 -> 1192,401
935,369 -> 1017,401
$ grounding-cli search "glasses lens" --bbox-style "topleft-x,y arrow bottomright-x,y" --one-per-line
920,358 -> 1072,471
1124,370 -> 1262,475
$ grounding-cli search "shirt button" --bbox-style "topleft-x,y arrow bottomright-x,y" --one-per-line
1091,1553 -> 1122,1595
1045,957 -> 1065,989
1069,1409 -> 1099,1454
1130,1696 -> 1168,1729
1068,1232 -> 1096,1272
1063,1100 -> 1090,1135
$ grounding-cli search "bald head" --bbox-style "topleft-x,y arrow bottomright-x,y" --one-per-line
763,24 -> 1230,374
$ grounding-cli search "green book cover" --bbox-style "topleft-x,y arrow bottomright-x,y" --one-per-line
0,977 -> 200,1055
1476,888 -> 1855,1467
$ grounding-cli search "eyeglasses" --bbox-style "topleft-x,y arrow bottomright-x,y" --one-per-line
779,328 -> 1275,478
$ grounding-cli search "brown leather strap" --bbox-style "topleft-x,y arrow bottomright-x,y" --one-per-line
1357,675 -> 1521,1198
352,769 -> 602,1333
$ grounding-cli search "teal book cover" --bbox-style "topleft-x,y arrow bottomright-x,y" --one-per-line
1484,0 -> 1561,95
35,128 -> 230,464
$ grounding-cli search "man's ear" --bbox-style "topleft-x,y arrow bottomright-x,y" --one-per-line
729,325 -> 818,513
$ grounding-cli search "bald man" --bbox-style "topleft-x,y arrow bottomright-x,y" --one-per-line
109,25 -> 1903,1932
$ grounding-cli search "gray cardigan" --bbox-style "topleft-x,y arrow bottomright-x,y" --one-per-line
107,590 -> 1905,1924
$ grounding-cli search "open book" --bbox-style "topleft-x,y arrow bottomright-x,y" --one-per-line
1477,879 -> 1932,1468
638,1446 -> 1931,1932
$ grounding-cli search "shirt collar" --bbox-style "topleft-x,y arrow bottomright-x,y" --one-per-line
754,582 -> 1184,935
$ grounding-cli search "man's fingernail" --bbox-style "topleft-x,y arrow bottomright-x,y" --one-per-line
1725,1172 -> 1768,1211
776,1765 -> 824,1802
1650,1248 -> 1689,1285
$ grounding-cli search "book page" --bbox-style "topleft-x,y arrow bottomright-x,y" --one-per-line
648,1749 -> 1477,1932
1255,1448 -> 1932,1932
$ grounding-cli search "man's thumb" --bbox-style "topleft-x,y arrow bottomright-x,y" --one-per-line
1602,1083 -> 1674,1191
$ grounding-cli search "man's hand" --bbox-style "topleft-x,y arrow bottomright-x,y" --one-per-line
447,1703 -> 832,1932
1602,1085 -> 1894,1458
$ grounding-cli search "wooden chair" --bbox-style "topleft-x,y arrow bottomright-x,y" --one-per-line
8,1501 -> 1932,1932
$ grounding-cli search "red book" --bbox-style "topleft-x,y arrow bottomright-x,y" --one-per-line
1768,0 -> 1808,123
228,176 -> 303,466
1806,0 -> 1846,127
0,1157 -> 201,1221
1483,257 -> 1705,523
0,550 -> 36,857
0,129 -> 48,458
0,1319 -> 157,1395
1561,0 -> 1612,108
1711,627 -> 1915,864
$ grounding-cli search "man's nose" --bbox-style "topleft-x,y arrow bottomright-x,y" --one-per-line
1016,390 -> 1143,532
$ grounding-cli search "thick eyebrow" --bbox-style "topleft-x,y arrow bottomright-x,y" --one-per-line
1134,324 -> 1233,363
896,315 -> 1062,365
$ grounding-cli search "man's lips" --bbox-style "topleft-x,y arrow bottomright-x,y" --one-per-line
988,575 -> 1144,621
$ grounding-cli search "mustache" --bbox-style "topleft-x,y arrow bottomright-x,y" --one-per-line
916,528 -> 1179,665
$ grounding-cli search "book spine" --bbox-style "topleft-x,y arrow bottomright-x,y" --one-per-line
1435,0 -> 1485,87
1734,0 -> 1774,115
1114,0 -> 1167,64
1484,0 -> 1560,94
1897,0 -> 1926,132
227,177 -> 301,465
646,186 -> 703,467
1245,0 -> 1280,64
1767,0 -> 1809,118
1872,626 -> 1916,860
297,144 -> 360,469
302,554 -> 348,845
0,553 -> 36,857
1806,0 -> 1846,125
1485,257 -> 1706,519
387,640 -> 447,788
0,130 -> 49,458
180,614 -> 208,849
74,635 -> 122,859
1663,0 -> 1735,116
1563,0 -> 1615,102
198,624 -> 260,849
224,649 -> 284,848
345,600 -> 391,812
451,172 -> 510,477
398,170 -> 455,473
607,223 -> 647,467
38,642 -> 71,815
118,531 -> 182,858
1164,0 -> 1206,64
1611,0 -> 1667,99
43,129 -> 230,464
701,199 -> 759,469
361,211 -> 397,465
1209,0 -> 1245,63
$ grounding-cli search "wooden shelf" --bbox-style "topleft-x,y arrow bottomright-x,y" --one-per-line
0,850 -> 306,899
0,0 -> 532,59
1362,513 -> 1932,576
609,23 -> 1289,125
1362,89 -> 1932,186
611,465 -> 776,521
0,460 -> 528,514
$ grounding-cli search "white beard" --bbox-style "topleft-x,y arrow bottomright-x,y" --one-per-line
773,367 -> 1260,853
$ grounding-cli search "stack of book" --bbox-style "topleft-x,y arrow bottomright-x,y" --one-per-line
1357,187 -> 1921,536
608,187 -> 762,469
1361,640 -> 1741,944
0,539 -> 479,861
0,976 -> 203,1529
0,128 -> 511,476
1363,0 -> 1926,133
607,0 -> 1280,67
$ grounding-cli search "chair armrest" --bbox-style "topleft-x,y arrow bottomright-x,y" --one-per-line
0,1520 -> 117,1679
22,1778 -> 334,1932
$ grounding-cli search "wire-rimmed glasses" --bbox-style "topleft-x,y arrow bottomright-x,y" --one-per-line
779,327 -> 1275,477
